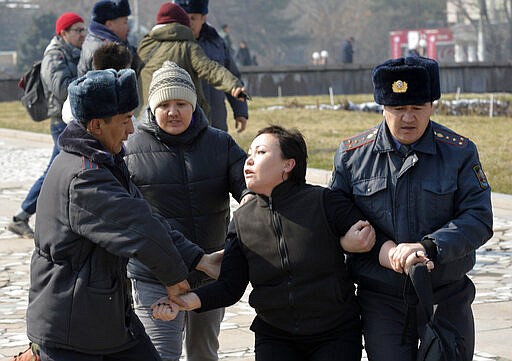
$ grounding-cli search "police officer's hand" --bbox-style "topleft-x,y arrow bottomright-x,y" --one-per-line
389,242 -> 430,274
340,220 -> 376,253
403,250 -> 434,274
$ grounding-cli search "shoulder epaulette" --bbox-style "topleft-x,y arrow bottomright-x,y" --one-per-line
433,129 -> 468,147
343,127 -> 378,151
82,156 -> 99,170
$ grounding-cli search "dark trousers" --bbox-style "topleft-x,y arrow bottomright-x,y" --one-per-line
39,333 -> 162,361
359,276 -> 475,361
254,319 -> 362,361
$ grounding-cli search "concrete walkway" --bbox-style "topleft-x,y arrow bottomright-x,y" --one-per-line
0,129 -> 510,360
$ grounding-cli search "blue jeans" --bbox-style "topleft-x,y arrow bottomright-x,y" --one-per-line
132,279 -> 224,361
21,121 -> 66,215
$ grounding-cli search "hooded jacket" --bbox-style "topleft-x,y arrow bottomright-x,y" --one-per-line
137,22 -> 243,116
40,36 -> 80,125
124,107 -> 247,287
27,121 -> 203,354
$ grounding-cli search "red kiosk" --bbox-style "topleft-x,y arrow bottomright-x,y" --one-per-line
390,28 -> 454,62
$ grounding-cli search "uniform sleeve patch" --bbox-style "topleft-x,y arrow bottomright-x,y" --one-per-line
472,164 -> 489,190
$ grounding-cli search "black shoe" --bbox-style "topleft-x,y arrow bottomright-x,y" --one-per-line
7,217 -> 34,238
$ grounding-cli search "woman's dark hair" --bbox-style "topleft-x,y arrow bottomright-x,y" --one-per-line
257,125 -> 308,185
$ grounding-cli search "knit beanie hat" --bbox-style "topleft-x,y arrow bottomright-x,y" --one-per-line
156,3 -> 191,27
55,12 -> 84,35
68,68 -> 139,124
148,61 -> 197,113
92,0 -> 131,24
173,0 -> 209,14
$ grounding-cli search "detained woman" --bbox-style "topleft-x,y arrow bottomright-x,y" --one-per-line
154,125 -> 382,361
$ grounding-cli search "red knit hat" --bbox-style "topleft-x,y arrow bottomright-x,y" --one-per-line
156,3 -> 191,27
55,12 -> 84,35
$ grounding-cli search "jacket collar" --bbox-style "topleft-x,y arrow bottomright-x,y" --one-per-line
198,23 -> 219,42
89,20 -> 128,45
373,119 -> 436,155
45,35 -> 81,60
139,106 -> 209,146
256,180 -> 302,208
58,121 -> 121,166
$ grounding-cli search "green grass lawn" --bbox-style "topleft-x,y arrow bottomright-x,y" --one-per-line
1,94 -> 511,194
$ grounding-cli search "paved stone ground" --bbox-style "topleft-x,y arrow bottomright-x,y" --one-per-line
0,129 -> 510,361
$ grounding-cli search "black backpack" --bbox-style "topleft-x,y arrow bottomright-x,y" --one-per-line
408,264 -> 467,361
19,60 -> 49,122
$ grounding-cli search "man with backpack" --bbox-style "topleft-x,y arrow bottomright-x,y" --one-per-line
8,12 -> 85,238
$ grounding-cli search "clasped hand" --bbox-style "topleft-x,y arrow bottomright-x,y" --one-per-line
380,241 -> 435,274
151,292 -> 201,321
340,220 -> 376,253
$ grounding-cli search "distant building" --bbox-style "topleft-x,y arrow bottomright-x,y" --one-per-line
447,0 -> 510,62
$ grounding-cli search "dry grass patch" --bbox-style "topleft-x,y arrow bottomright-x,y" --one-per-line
1,95 -> 510,193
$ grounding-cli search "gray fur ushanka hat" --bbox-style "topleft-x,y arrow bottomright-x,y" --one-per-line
68,68 -> 139,124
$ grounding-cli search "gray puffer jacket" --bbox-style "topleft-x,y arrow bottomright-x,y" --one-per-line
40,36 -> 80,125
27,121 -> 203,354
125,107 -> 247,287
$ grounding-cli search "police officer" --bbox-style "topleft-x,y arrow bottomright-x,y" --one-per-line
329,56 -> 493,361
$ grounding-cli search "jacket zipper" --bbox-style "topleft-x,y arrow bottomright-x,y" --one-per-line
269,198 -> 295,313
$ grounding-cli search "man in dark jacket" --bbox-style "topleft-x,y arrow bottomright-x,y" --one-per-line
329,56 -> 493,361
78,0 -> 141,76
8,12 -> 85,238
175,0 -> 249,133
27,68 -> 220,361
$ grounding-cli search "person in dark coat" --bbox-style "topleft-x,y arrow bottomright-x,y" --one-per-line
236,40 -> 253,66
154,125 -> 381,361
27,68 -> 221,361
125,61 -> 248,361
341,36 -> 354,64
175,0 -> 249,133
329,56 -> 493,361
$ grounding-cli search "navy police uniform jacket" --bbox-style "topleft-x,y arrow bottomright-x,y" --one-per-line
330,119 -> 493,296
